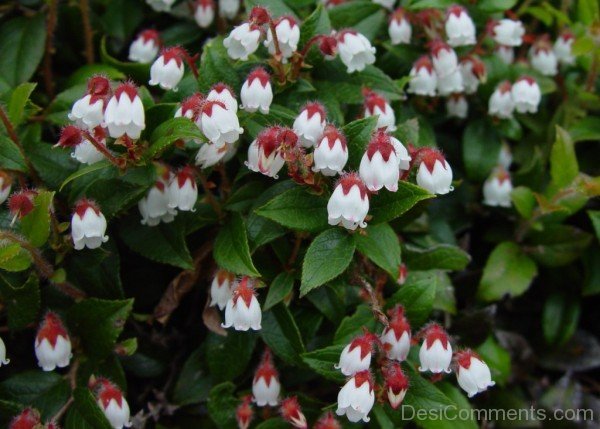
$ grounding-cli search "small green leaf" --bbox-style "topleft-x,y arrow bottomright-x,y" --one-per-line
214,213 -> 260,276
334,304 -> 377,344
261,303 -> 306,365
7,82 -> 37,126
147,117 -> 204,158
0,274 -> 40,330
0,135 -> 27,172
60,160 -> 112,191
479,0 -> 518,13
462,119 -> 501,182
206,332 -> 257,382
355,223 -> 401,278
198,36 -> 241,93
387,271 -> 437,326
511,186 -> 536,219
525,225 -> 592,267
264,272 -> 295,311
477,242 -> 538,302
207,382 -> 238,428
172,347 -> 212,406
403,243 -> 470,271
300,228 -> 355,296
300,4 -> 331,48
0,242 -> 32,272
329,1 -> 386,40
543,292 -> 580,346
343,116 -> 378,169
369,181 -> 433,223
476,336 -> 511,386
550,126 -> 579,188
66,388 -> 113,429
99,37 -> 149,83
20,190 -> 54,247
301,344 -> 346,382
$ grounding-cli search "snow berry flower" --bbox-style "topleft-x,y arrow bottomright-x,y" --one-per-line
431,40 -> 458,78
319,34 -> 338,58
196,142 -> 235,168
554,32 -> 575,65
488,81 -> 514,119
312,125 -> 348,176
383,363 -> 409,409
446,94 -> 468,119
146,0 -> 175,12
209,270 -> 236,310
236,396 -> 254,429
335,331 -> 378,376
336,30 -> 376,73
436,69 -> 464,96
194,0 -> 215,28
175,93 -> 204,121
264,16 -> 300,63
199,100 -> 244,148
9,408 -> 41,429
373,0 -> 396,9
293,102 -> 326,148
8,190 -> 37,220
512,76 -> 541,114
139,178 -> 177,226
389,8 -> 411,45
336,370 -> 375,423
223,22 -> 262,60
69,76 -> 110,129
390,137 -> 411,171
380,306 -> 411,361
455,349 -> 495,397
93,379 -> 132,429
128,29 -> 160,63
418,323 -> 452,374
252,349 -> 280,406
483,167 -> 513,208
71,127 -> 109,165
207,83 -> 238,113
149,47 -> 185,91
222,276 -> 262,331
35,312 -> 72,371
0,336 -> 9,366
498,142 -> 512,169
363,89 -> 396,132
219,0 -> 240,19
71,199 -> 109,250
459,56 -> 486,94
0,171 -> 12,205
445,5 -> 475,47
529,35 -> 558,76
240,67 -> 273,114
314,412 -> 341,429
416,148 -> 453,195
245,139 -> 260,172
104,82 -> 145,139
408,56 -> 437,97
495,45 -> 514,64
359,131 -> 400,192
256,127 -> 286,178
490,19 -> 525,47
280,397 -> 308,429
167,166 -> 198,212
327,173 -> 370,230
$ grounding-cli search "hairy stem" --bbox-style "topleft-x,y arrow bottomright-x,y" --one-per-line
79,0 -> 95,63
43,0 -> 58,98
80,130 -> 123,167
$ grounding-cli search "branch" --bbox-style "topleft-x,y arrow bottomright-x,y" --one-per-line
0,106 -> 41,184
79,0 -> 95,63
43,0 -> 58,98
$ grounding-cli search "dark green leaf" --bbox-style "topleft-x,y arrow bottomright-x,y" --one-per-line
355,223 -> 401,278
147,117 -> 204,158
198,36 -> 241,93
66,388 -> 112,429
207,382 -> 238,428
261,304 -> 306,365
299,4 -> 331,48
476,336 -> 511,386
525,225 -> 592,267
462,119 -> 501,182
479,0 -> 518,13
0,135 -> 27,172
387,271 -> 437,326
403,243 -> 470,271
343,116 -> 379,169
20,190 -> 54,247
334,304 -> 377,344
214,213 -> 259,276
206,332 -> 257,382
550,126 -> 578,188
0,274 -> 40,330
329,1 -> 386,40
99,37 -> 149,83
264,272 -> 295,310
172,347 -> 212,406
8,82 -> 37,127
543,292 -> 580,346
369,181 -> 433,223
301,344 -> 345,382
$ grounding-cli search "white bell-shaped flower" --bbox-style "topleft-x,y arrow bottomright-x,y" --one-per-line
292,102 -> 326,148
94,379 -> 132,429
71,199 -> 109,250
149,47 -> 185,91
408,56 -> 438,97
104,83 -> 145,139
240,67 -> 273,114
363,89 -> 396,131
264,16 -> 300,63
312,125 -> 348,176
222,276 -> 262,331
0,336 -> 9,366
431,40 -> 458,78
483,167 -> 513,208
489,81 -> 514,119
418,323 -> 453,374
207,83 -> 238,113
380,306 -> 411,361
194,0 -> 215,28
336,370 -> 375,423
445,5 -> 476,46
35,312 -> 72,371
223,22 -> 261,60
359,131 -> 400,192
446,94 -> 468,119
389,8 -> 411,45
529,37 -> 558,76
252,350 -> 280,406
416,149 -> 453,195
209,270 -> 236,310
456,349 -> 495,398
335,331 -> 378,376
199,100 -> 244,148
327,173 -> 370,230
512,76 -> 541,114
128,29 -> 160,63
167,166 -> 198,212
554,32 -> 575,65
491,19 -> 525,46
336,30 -> 376,73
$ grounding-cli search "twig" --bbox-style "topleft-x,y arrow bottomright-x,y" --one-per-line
358,277 -> 389,328
43,0 -> 58,98
79,0 -> 95,63
267,18 -> 287,84
80,130 -> 124,167
585,51 -> 599,92
286,233 -> 304,269
51,359 -> 80,424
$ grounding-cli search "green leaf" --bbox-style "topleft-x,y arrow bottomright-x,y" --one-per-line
101,0 -> 144,40
66,388 -> 112,429
568,117 -> 600,143
479,0 -> 518,13
403,243 -> 470,271
214,213 -> 260,276
301,344 -> 346,382
550,126 -> 579,188
0,274 -> 40,330
387,271 -> 437,326
245,0 -> 298,18
0,242 -> 32,272
0,371 -> 70,421
147,117 -> 205,158
589,210 -> 600,240
462,119 -> 501,182
119,216 -> 194,270
477,242 -> 538,302
207,382 -> 238,428
99,37 -> 149,83
433,383 -> 479,429
334,304 -> 377,344
369,181 -> 434,223
68,298 -> 133,360
355,223 -> 401,278
66,242 -> 124,299
20,190 -> 54,247
172,347 -> 212,406
206,332 -> 257,382
255,185 -> 329,232
60,160 -> 112,191
306,282 -> 345,323
525,225 -> 592,267
343,116 -> 379,169
8,82 -> 37,127
264,272 -> 295,311
261,303 -> 306,365
198,36 -> 241,93
543,292 -> 580,346
0,135 -> 27,172
299,4 -> 331,48
0,14 -> 46,87
23,132 -> 79,189
476,336 -> 511,387
432,270 -> 457,315
511,186 -> 536,219
329,1 -> 386,41
577,0 -> 600,24
300,228 -> 355,296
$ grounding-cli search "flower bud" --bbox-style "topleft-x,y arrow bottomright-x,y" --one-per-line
529,35 -> 558,76
175,93 -> 204,122
219,0 -> 240,19
380,306 -> 411,361
8,190 -> 37,220
336,30 -> 376,73
199,100 -> 244,148
314,412 -> 342,429
265,16 -> 300,63
35,312 -> 72,371
249,6 -> 270,26
455,349 -> 495,397
389,8 -> 411,45
104,82 -> 145,139
69,76 -> 110,129
416,149 -> 453,195
194,0 -> 215,28
252,349 -> 280,406
363,89 -> 396,132
495,45 -> 514,64
222,276 -> 262,331
210,270 -> 236,310
327,173 -> 369,230
359,131 -> 400,192
446,94 -> 468,119
445,5 -> 475,47
431,40 -> 458,78
554,32 -> 575,65
223,23 -> 262,61
319,35 -> 338,57
149,47 -> 185,91
335,331 -> 378,376
196,142 -> 235,168
207,83 -> 238,113
491,18 -> 524,47
459,56 -> 486,94
57,125 -> 84,148
418,323 -> 452,374
483,167 -> 512,208
293,102 -> 327,148
512,76 -> 541,114
488,81 -> 514,119
93,378 -> 132,429
71,199 -> 109,250
241,67 -> 273,114
128,29 -> 160,63
312,125 -> 348,176
236,396 -> 254,429
397,263 -> 408,285
0,336 -> 9,366
139,177 -> 178,226
280,396 -> 307,429
408,56 -> 437,97
256,127 -> 286,178
336,370 -> 375,423
9,408 -> 41,429
383,363 -> 409,409
0,171 -> 12,205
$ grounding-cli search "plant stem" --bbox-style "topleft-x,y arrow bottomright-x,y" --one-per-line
290,35 -> 322,80
0,106 -> 41,184
43,0 -> 58,98
79,0 -> 95,63
585,51 -> 599,92
197,170 -> 223,218
80,130 -> 123,168
267,19 -> 287,84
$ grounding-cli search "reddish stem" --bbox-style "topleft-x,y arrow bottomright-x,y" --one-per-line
291,35 -> 324,80
267,18 -> 287,84
80,130 -> 123,167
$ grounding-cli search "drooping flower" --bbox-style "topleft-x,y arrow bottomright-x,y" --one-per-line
71,199 -> 109,250
71,127 -> 109,165
327,173 -> 370,230
175,93 -> 204,122
490,18 -> 524,47
445,5 -> 476,47
236,396 -> 254,429
529,35 -> 558,76
256,126 -> 286,178
35,312 -> 72,371
0,336 -> 9,367
264,16 -> 300,63
415,148 -> 453,195
359,131 -> 400,192
335,331 -> 378,376
280,396 -> 308,429
488,81 -> 514,119
389,8 -> 411,45
199,100 -> 244,148
222,276 -> 262,331
128,29 -> 160,63
436,69 -> 464,96
149,47 -> 185,91
459,56 -> 486,94
408,56 -> 437,97
336,30 -> 376,73
455,349 -> 495,397
446,94 -> 468,119
209,270 -> 236,311
240,67 -> 273,114
363,89 -> 396,132
554,31 -> 575,65
194,0 -> 215,28
93,378 -> 132,429
104,82 -> 145,139
418,323 -> 453,374
312,125 -> 348,176
383,362 -> 409,409
223,22 -> 262,60
0,171 -> 13,205
293,102 -> 327,148
69,75 -> 111,129
430,40 -> 458,78
8,190 -> 38,220
139,175 -> 178,226
195,142 -> 236,168
207,83 -> 238,113
336,370 -> 375,423
380,306 -> 411,361
483,167 -> 513,208
252,349 -> 280,406
512,76 -> 541,114
167,166 -> 198,212
219,0 -> 240,19
495,45 -> 514,64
